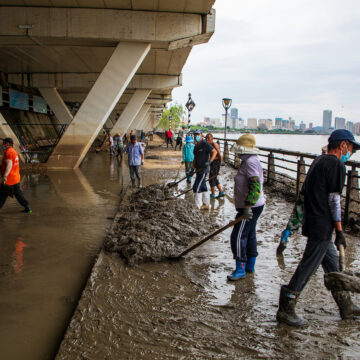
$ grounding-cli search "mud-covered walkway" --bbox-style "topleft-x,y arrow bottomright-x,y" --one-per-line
57,139 -> 360,359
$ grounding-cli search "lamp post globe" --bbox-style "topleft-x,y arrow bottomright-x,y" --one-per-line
185,93 -> 196,132
222,98 -> 232,140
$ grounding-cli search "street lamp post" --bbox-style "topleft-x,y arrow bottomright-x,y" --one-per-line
169,110 -> 173,129
185,93 -> 195,132
222,98 -> 232,140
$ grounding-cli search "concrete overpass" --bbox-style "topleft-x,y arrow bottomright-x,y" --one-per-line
0,1 -> 216,169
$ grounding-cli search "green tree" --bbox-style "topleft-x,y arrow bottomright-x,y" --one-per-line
157,103 -> 186,130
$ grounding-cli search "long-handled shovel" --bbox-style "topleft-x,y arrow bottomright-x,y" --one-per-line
324,244 -> 360,293
169,215 -> 245,259
167,167 -> 206,189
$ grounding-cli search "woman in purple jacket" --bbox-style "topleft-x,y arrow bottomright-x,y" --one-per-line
228,134 -> 265,281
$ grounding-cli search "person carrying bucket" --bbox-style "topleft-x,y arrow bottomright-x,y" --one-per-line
182,135 -> 195,183
227,134 -> 265,281
276,129 -> 360,326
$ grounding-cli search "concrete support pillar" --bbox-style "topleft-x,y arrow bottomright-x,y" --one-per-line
138,111 -> 151,131
130,104 -> 151,132
38,88 -> 73,125
47,42 -> 151,169
0,113 -> 24,162
111,89 -> 151,135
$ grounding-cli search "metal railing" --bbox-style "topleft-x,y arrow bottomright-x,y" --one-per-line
214,137 -> 360,224
4,123 -> 68,163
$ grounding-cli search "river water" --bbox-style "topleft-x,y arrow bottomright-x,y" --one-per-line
216,133 -> 360,162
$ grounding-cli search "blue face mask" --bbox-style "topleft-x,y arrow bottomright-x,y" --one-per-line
195,136 -> 201,142
340,151 -> 351,163
340,144 -> 351,163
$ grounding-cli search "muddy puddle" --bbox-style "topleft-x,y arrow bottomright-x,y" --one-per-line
57,145 -> 360,360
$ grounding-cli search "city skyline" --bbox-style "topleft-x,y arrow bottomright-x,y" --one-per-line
172,0 -> 360,126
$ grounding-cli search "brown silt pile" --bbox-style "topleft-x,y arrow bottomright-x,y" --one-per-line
104,184 -> 214,265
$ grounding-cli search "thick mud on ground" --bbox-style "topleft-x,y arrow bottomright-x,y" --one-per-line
104,184 -> 214,265
57,144 -> 360,360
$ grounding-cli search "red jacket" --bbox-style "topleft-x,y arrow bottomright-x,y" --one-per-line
166,130 -> 173,138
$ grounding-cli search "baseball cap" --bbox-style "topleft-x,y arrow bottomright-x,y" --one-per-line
3,137 -> 14,145
328,129 -> 360,150
193,129 -> 202,135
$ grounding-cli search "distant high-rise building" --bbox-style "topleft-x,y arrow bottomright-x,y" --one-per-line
354,122 -> 360,136
323,110 -> 332,132
231,117 -> 238,129
238,118 -> 245,128
267,119 -> 273,130
247,118 -> 257,129
335,117 -> 346,129
230,108 -> 238,119
289,119 -> 295,130
346,121 -> 354,133
309,122 -> 313,130
258,119 -> 267,129
275,117 -> 283,129
299,121 -> 306,132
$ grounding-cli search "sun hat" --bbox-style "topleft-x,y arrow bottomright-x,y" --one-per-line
230,134 -> 261,155
328,129 -> 360,150
185,136 -> 193,143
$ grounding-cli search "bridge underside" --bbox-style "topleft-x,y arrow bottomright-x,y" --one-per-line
0,1 -> 215,168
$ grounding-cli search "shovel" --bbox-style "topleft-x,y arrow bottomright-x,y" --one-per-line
173,174 -> 220,198
169,215 -> 245,259
167,167 -> 206,188
324,244 -> 360,293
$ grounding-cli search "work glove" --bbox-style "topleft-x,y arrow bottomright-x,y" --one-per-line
243,207 -> 253,221
181,160 -> 185,164
277,229 -> 291,255
335,230 -> 347,251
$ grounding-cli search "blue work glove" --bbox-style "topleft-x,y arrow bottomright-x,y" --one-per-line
277,229 -> 290,255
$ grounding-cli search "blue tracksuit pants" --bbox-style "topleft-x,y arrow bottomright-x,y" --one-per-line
230,205 -> 264,262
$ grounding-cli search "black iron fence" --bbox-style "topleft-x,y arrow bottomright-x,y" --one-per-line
3,123 -> 68,163
214,137 -> 360,224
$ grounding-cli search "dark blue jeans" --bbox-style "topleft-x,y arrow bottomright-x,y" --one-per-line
230,205 -> 264,262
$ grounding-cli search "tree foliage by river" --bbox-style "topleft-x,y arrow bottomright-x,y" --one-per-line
157,103 -> 186,130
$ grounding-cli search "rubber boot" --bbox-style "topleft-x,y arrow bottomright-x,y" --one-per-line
227,261 -> 246,281
245,256 -> 256,273
276,285 -> 307,326
331,290 -> 360,319
201,191 -> 210,210
194,193 -> 202,209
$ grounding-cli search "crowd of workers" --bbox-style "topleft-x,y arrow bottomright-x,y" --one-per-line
1,126 -> 360,327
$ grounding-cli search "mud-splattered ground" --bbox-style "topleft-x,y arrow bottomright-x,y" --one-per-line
104,184 -> 214,265
56,142 -> 360,360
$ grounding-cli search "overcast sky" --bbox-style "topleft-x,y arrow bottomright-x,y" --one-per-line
172,0 -> 360,126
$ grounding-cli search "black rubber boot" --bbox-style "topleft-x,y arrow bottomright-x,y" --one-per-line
331,290 -> 360,319
276,285 -> 307,326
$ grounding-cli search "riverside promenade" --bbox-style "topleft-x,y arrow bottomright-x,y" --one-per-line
56,136 -> 360,359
